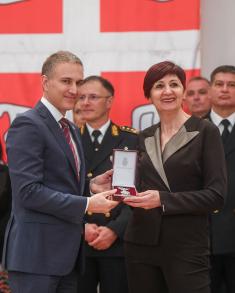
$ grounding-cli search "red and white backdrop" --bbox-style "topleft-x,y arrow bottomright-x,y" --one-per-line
0,0 -> 200,162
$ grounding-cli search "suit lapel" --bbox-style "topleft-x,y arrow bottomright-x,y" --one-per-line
69,123 -> 85,192
81,126 -> 94,166
206,112 -> 235,156
145,126 -> 171,190
144,118 -> 199,190
35,102 -> 78,179
162,125 -> 199,163
223,123 -> 235,156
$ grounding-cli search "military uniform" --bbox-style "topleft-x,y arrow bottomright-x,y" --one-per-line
78,121 -> 138,293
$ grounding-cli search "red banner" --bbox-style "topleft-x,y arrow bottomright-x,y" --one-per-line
100,0 -> 200,32
0,0 -> 62,33
0,1 -> 200,162
0,73 -> 41,161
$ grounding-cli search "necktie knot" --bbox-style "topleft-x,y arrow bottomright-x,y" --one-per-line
221,119 -> 230,128
92,130 -> 101,152
92,130 -> 101,140
221,119 -> 230,144
59,117 -> 69,129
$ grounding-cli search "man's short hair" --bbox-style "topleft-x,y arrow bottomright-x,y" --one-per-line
41,50 -> 83,77
79,75 -> 115,96
210,65 -> 235,83
187,76 -> 210,85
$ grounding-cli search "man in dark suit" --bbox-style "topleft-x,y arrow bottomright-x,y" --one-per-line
76,76 -> 138,293
0,141 -> 11,293
206,65 -> 235,293
2,51 -> 117,293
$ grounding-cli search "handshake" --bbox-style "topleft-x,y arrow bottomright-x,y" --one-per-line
86,170 -> 118,214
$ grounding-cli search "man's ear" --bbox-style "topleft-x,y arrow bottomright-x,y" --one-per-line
42,75 -> 49,92
107,95 -> 114,108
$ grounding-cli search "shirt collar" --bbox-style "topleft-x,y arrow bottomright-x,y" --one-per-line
86,120 -> 111,138
210,109 -> 235,127
41,97 -> 64,123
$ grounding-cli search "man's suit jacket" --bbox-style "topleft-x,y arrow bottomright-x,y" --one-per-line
0,163 -> 11,262
81,122 -> 138,257
206,112 -> 235,254
125,116 -> 226,253
3,101 -> 87,276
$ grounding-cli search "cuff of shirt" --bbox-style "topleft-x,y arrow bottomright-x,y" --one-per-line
85,197 -> 90,212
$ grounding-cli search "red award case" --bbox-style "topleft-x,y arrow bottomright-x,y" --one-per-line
112,149 -> 137,201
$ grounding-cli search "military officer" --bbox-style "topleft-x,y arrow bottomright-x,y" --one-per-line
76,75 -> 138,293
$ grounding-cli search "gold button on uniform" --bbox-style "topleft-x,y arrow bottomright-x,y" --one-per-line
87,172 -> 93,178
213,210 -> 219,214
87,211 -> 93,216
105,212 -> 111,218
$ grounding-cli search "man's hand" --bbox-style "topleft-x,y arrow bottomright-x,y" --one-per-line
123,190 -> 161,209
87,189 -> 118,214
88,226 -> 117,250
85,223 -> 99,243
90,169 -> 113,193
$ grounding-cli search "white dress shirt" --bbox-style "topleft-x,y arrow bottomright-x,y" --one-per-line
40,97 -> 89,209
210,109 -> 235,134
86,120 -> 111,143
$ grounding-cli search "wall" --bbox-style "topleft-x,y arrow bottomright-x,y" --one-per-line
201,0 -> 235,78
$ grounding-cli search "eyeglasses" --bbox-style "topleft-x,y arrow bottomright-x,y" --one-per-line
77,94 -> 111,102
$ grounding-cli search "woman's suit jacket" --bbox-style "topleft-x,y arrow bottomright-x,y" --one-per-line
125,116 -> 227,250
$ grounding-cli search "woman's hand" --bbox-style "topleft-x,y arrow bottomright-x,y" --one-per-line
123,190 -> 161,209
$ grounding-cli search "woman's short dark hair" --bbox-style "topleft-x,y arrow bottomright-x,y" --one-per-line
143,61 -> 186,99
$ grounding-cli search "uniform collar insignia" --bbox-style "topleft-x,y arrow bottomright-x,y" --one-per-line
112,124 -> 119,136
80,125 -> 85,135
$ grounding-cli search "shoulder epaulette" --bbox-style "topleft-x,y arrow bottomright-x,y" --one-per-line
80,125 -> 85,135
111,124 -> 119,136
119,125 -> 139,134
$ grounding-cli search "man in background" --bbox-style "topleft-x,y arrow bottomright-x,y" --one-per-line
73,99 -> 86,127
206,65 -> 235,293
76,75 -> 138,293
184,76 -> 211,117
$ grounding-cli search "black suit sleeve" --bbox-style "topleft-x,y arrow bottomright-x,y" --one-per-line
107,204 -> 132,238
0,165 -> 11,215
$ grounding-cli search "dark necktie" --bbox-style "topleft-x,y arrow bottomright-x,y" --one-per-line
221,119 -> 230,145
60,118 -> 80,177
92,130 -> 101,152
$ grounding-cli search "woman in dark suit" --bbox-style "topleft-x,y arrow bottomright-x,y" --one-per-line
123,61 -> 227,293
